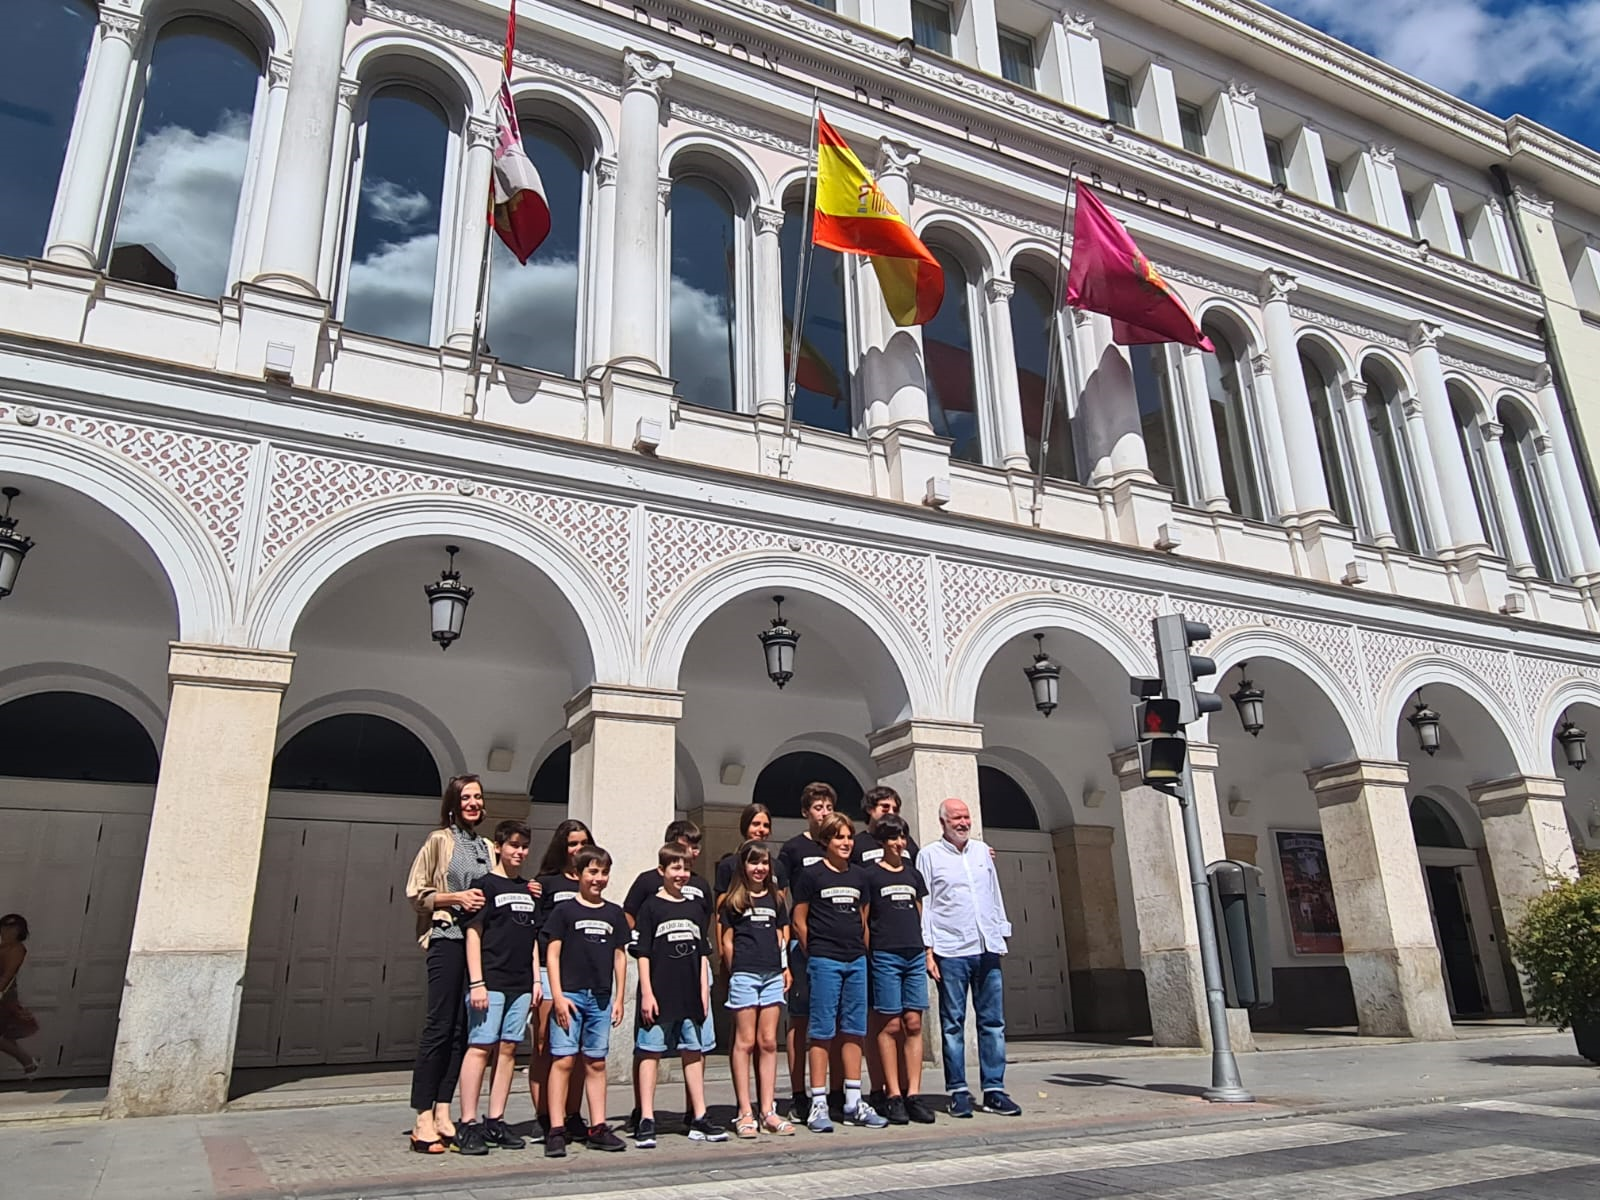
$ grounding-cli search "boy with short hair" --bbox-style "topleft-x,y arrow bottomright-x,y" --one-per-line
542,845 -> 629,1157
852,786 -> 920,867
623,819 -> 712,925
865,814 -> 935,1125
459,820 -> 540,1154
778,782 -> 836,1120
632,844 -> 728,1147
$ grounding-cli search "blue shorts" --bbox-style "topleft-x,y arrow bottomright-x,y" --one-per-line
636,1011 -> 716,1054
548,989 -> 612,1059
870,949 -> 929,1014
727,970 -> 785,1009
539,966 -> 551,998
807,955 -> 867,1042
787,940 -> 810,1018
466,989 -> 532,1045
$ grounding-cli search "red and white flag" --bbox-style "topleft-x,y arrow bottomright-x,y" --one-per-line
491,1 -> 549,263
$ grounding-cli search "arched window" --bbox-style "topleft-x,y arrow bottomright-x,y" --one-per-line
751,751 -> 863,819
0,692 -> 159,783
1300,348 -> 1356,527
668,175 -> 738,412
1498,400 -> 1561,580
977,765 -> 1040,831
924,246 -> 982,463
1200,321 -> 1264,519
1449,389 -> 1501,554
271,713 -> 441,796
530,742 -> 570,805
781,199 -> 851,434
487,118 -> 585,376
109,17 -> 263,298
343,84 -> 451,345
1362,366 -> 1424,554
1409,796 -> 1466,849
1013,268 -> 1076,481
0,1 -> 96,260
1134,344 -> 1186,502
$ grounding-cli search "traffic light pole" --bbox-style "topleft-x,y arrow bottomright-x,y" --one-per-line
1171,760 -> 1254,1103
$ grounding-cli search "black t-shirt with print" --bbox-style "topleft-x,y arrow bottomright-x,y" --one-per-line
623,869 -> 712,921
852,829 -> 920,869
543,899 -> 628,995
865,862 -> 928,953
467,872 -> 539,993
778,832 -> 827,882
533,872 -> 582,964
714,852 -> 790,897
720,891 -> 787,975
793,860 -> 870,962
633,894 -> 711,1025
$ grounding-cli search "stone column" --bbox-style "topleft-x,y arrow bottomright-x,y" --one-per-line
1534,432 -> 1587,582
107,645 -> 295,1117
1258,270 -> 1333,518
1248,351 -> 1291,518
252,0 -> 351,296
1535,365 -> 1600,578
1467,776 -> 1578,969
984,277 -> 1030,469
1178,344 -> 1230,511
1218,81 -> 1272,182
236,54 -> 292,284
753,204 -> 787,419
587,156 -> 619,367
445,116 -> 497,350
1477,420 -> 1536,574
1303,760 -> 1453,1039
1408,322 -> 1489,553
868,719 -> 982,849
1398,391 -> 1453,553
315,78 -> 360,298
1050,13 -> 1107,116
859,138 -> 932,435
1053,825 -> 1133,1031
1342,379 -> 1397,547
45,8 -> 142,268
609,50 -> 673,372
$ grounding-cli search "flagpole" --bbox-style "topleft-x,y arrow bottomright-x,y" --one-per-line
1033,163 -> 1077,520
778,90 -> 822,478
464,202 -> 495,418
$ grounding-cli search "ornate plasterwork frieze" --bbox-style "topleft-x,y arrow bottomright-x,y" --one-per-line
1288,305 -> 1407,349
671,102 -> 807,156
915,185 -> 1061,240
1437,354 -> 1539,390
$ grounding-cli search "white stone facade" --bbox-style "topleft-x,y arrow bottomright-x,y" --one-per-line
0,0 -> 1597,1114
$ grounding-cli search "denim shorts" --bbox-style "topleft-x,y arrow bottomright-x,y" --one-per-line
539,966 -> 551,999
869,949 -> 929,1014
787,940 -> 810,1017
726,969 -> 785,1009
466,989 -> 532,1045
547,989 -> 612,1059
636,1011 -> 716,1054
806,955 -> 867,1042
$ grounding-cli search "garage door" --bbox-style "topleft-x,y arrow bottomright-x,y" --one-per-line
990,831 -> 1072,1036
0,786 -> 152,1078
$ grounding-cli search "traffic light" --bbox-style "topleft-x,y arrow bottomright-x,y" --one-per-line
1134,695 -> 1186,786
1153,614 -> 1225,726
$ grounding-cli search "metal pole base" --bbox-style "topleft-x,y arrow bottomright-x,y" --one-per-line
1202,1085 -> 1256,1104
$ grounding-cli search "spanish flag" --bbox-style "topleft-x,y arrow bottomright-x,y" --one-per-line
812,113 -> 942,326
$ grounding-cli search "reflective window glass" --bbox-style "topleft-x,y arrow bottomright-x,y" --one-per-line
912,0 -> 953,56
487,120 -> 583,376
1104,71 -> 1136,127
998,30 -> 1036,89
924,247 -> 981,463
1265,135 -> 1288,188
1451,394 -> 1501,553
669,176 -> 737,412
1202,324 -> 1264,519
781,201 -> 851,435
1499,402 -> 1558,580
1134,344 -> 1185,503
345,85 -> 450,344
1363,370 -> 1421,554
1178,102 -> 1206,155
110,18 -> 260,298
1013,270 -> 1074,481
0,1 -> 96,260
1301,351 -> 1355,526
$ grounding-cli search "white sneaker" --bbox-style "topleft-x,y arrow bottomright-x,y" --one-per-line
843,1099 -> 889,1128
807,1096 -> 834,1133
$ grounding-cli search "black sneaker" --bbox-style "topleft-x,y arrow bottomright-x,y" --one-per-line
905,1095 -> 938,1124
790,1092 -> 809,1123
867,1088 -> 889,1110
564,1114 -> 589,1145
982,1090 -> 1023,1116
633,1117 -> 657,1148
687,1114 -> 729,1142
588,1123 -> 627,1152
543,1128 -> 567,1158
483,1117 -> 525,1150
454,1120 -> 489,1156
948,1090 -> 974,1118
627,1106 -> 641,1132
884,1095 -> 910,1125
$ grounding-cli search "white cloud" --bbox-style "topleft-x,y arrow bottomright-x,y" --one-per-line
1272,0 -> 1600,108
344,232 -> 439,345
113,112 -> 250,298
486,244 -> 580,375
669,276 -> 736,410
362,178 -> 434,231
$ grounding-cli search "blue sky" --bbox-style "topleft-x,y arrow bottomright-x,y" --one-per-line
1269,1 -> 1600,150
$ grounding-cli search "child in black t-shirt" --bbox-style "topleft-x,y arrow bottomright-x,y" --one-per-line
633,844 -> 727,1147
777,782 -> 837,1120
527,819 -> 591,1140
458,821 -> 539,1154
792,813 -> 887,1131
542,845 -> 628,1157
865,814 -> 934,1126
719,840 -> 794,1137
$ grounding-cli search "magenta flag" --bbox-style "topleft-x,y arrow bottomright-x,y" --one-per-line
1065,184 -> 1213,352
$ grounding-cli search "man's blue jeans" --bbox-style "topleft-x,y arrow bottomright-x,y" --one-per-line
933,952 -> 1006,1094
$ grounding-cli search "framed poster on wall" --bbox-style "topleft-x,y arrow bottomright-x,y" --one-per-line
1274,831 -> 1343,955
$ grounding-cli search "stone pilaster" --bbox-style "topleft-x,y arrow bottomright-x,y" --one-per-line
1467,775 -> 1578,973
867,719 -> 982,848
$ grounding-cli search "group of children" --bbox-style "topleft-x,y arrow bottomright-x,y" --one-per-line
450,781 -> 936,1157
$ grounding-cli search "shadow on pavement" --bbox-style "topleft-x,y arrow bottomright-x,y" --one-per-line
1044,1072 -> 1210,1098
1469,1055 -> 1597,1069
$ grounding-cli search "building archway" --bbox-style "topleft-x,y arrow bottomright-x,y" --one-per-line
752,750 -> 864,819
271,712 -> 441,796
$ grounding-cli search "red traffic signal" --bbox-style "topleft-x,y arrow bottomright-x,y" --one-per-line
1135,697 -> 1182,739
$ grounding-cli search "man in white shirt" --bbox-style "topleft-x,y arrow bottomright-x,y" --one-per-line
916,797 -> 1022,1118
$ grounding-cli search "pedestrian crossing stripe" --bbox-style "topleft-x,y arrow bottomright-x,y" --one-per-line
1462,1098 -> 1600,1122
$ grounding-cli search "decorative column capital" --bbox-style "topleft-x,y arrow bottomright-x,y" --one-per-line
1073,307 -> 1093,328
1408,320 -> 1443,351
1401,394 -> 1423,419
268,53 -> 293,90
1368,143 -> 1396,167
1257,268 -> 1298,304
1226,79 -> 1257,107
99,7 -> 143,46
1534,432 -> 1555,455
984,276 -> 1015,303
1250,351 -> 1272,375
876,138 -> 921,180
337,76 -> 361,109
1535,362 -> 1555,390
1343,379 -> 1368,404
623,48 -> 675,98
657,175 -> 673,204
1512,184 -> 1554,219
1479,420 -> 1505,443
1062,12 -> 1095,36
466,115 -> 498,152
596,156 -> 619,188
754,204 -> 786,236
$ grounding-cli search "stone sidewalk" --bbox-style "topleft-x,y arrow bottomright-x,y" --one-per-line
0,1028 -> 1592,1200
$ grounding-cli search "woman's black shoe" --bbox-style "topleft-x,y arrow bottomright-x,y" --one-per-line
484,1118 -> 525,1149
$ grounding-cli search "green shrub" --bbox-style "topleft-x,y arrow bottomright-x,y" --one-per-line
1507,853 -> 1600,1030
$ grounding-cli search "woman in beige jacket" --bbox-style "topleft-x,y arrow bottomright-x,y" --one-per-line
405,774 -> 494,1152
